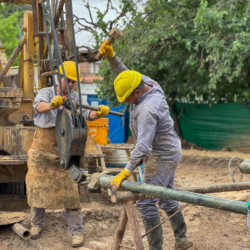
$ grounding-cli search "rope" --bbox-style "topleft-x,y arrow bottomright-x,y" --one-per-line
129,203 -> 189,248
141,203 -> 189,238
228,156 -> 243,183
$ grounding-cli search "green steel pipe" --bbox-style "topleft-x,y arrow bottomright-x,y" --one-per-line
99,175 -> 248,215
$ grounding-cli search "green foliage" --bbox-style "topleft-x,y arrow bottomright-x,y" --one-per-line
96,0 -> 250,106
1,3 -> 31,18
0,12 -> 20,66
0,4 -> 31,66
91,0 -> 138,48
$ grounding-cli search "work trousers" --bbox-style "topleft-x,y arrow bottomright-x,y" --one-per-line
137,150 -> 182,218
31,207 -> 84,235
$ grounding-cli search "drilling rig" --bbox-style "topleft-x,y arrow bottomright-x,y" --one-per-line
0,0 -> 107,194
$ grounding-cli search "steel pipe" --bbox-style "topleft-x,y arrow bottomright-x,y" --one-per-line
115,181 -> 250,202
98,175 -> 248,215
180,181 -> 250,193
11,223 -> 31,240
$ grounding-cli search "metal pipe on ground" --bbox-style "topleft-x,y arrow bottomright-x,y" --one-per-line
0,35 -> 26,83
11,223 -> 31,240
181,181 -> 250,193
98,175 -> 248,215
115,181 -> 250,202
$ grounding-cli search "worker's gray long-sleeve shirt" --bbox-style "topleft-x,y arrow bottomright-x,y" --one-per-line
33,86 -> 91,128
108,56 -> 181,172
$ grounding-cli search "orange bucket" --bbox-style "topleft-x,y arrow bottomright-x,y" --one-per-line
87,118 -> 109,145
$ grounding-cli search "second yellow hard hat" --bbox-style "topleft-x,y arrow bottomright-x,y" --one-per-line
59,61 -> 81,82
114,70 -> 142,102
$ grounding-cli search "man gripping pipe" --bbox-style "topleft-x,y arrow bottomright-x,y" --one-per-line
26,61 -> 110,248
99,40 -> 193,250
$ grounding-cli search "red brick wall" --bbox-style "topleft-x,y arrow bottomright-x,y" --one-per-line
79,63 -> 91,75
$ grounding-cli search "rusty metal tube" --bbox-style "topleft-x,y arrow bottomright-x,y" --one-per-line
11,223 -> 31,240
180,181 -> 250,193
98,175 -> 248,215
54,0 -> 65,27
0,35 -> 26,83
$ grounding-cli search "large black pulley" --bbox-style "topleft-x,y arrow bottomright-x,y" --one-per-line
55,109 -> 88,171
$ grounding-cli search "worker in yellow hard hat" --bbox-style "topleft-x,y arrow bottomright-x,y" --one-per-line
26,61 -> 109,247
99,40 -> 193,250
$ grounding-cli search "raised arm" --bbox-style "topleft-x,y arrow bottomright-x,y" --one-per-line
99,40 -> 128,77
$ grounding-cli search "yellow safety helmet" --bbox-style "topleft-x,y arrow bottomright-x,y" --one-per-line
114,70 -> 142,102
59,61 -> 81,82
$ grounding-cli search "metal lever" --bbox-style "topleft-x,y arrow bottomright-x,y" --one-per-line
78,103 -> 123,117
64,99 -> 124,117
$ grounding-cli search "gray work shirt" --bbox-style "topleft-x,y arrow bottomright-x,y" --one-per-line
108,56 -> 181,172
33,86 -> 91,128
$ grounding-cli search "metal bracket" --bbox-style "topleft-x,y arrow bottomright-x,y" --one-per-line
69,163 -> 87,183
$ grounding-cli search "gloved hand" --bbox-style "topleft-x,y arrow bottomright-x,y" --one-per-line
50,96 -> 65,109
96,105 -> 110,117
99,40 -> 115,58
111,169 -> 131,189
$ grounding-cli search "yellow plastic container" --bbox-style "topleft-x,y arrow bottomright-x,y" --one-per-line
87,118 -> 109,145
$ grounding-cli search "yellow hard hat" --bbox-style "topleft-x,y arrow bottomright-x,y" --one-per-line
114,70 -> 142,102
59,61 -> 81,82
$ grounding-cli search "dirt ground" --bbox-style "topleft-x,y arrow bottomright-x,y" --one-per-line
1,149 -> 250,250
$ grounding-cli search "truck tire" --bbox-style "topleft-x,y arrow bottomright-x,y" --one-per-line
0,182 -> 26,195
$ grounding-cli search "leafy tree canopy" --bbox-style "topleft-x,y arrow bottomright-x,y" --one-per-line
94,0 -> 250,107
0,3 -> 31,66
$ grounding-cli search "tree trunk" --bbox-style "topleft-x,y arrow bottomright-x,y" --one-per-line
169,101 -> 181,138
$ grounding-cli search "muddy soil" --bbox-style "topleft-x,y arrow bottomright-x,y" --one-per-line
1,149 -> 250,250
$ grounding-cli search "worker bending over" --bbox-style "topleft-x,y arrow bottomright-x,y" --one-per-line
26,61 -> 109,247
99,41 -> 193,250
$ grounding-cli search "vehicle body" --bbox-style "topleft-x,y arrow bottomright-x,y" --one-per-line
0,0 -> 102,194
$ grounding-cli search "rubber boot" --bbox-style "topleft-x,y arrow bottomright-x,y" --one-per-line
142,217 -> 164,250
30,226 -> 43,239
166,211 -> 193,250
72,233 -> 84,248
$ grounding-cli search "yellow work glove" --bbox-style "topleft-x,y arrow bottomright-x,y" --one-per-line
99,40 -> 115,58
111,169 -> 131,189
96,105 -> 110,117
50,96 -> 65,109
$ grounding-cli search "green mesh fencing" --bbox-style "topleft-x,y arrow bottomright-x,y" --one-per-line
175,103 -> 250,151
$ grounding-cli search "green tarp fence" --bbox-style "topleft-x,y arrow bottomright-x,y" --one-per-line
175,103 -> 250,151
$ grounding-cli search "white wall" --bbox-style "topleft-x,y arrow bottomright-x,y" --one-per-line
11,66 -> 38,89
80,82 -> 99,105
